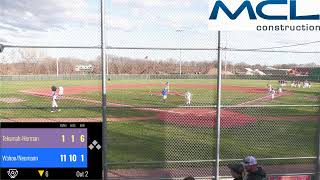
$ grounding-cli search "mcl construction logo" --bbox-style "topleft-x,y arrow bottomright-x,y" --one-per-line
208,0 -> 320,31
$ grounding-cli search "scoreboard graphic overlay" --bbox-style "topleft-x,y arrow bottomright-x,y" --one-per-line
0,123 -> 102,179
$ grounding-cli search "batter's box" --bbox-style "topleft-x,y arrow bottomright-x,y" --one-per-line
0,97 -> 26,103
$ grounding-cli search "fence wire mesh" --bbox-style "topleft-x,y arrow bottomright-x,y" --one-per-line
1,1 -> 320,180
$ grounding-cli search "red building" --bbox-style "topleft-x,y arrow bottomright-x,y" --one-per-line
288,67 -> 312,76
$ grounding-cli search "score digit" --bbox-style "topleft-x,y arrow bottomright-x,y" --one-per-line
60,154 -> 67,162
69,154 -> 77,162
80,135 -> 85,143
61,135 -> 65,143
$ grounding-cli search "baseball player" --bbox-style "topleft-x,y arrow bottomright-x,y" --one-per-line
59,86 -> 64,96
267,84 -> 272,93
303,80 -> 311,88
185,91 -> 192,105
162,88 -> 168,103
51,86 -> 60,112
278,87 -> 283,93
165,81 -> 170,92
270,88 -> 276,100
297,81 -> 301,88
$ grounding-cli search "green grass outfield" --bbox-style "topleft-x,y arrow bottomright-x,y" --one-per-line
107,119 -> 316,167
1,79 -> 319,167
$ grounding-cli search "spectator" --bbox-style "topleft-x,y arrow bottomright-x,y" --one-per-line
228,164 -> 244,180
242,156 -> 266,180
183,176 -> 195,180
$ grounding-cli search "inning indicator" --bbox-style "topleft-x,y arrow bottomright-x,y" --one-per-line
0,123 -> 102,179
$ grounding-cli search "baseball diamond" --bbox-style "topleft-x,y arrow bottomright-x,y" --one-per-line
0,78 -> 319,178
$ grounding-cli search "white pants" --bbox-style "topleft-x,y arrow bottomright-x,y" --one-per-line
271,94 -> 275,99
52,99 -> 58,108
186,98 -> 191,104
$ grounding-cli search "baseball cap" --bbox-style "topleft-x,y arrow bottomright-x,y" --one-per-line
242,156 -> 257,166
227,164 -> 244,174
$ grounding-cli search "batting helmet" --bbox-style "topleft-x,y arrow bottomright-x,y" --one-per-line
51,85 -> 57,91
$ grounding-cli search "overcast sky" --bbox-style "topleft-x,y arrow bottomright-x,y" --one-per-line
0,0 -> 319,65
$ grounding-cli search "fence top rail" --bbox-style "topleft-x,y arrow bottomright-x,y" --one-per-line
2,44 -> 218,51
107,157 -> 317,165
2,44 -> 320,53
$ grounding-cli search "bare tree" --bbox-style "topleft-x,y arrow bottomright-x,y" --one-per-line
18,49 -> 46,74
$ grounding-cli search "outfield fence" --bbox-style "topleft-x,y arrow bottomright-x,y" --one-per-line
1,1 -> 320,180
1,74 -> 320,82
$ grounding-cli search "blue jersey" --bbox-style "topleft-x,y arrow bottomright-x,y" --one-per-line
162,89 -> 168,96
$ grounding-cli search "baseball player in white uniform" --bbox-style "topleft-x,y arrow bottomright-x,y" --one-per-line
51,86 -> 60,112
59,86 -> 64,96
268,84 -> 272,93
270,88 -> 276,100
185,91 -> 192,105
303,81 -> 311,88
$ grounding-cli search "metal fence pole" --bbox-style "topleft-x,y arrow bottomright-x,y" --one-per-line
316,97 -> 320,180
215,31 -> 222,180
100,0 -> 108,179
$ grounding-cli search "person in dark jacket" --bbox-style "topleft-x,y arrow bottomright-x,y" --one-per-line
228,164 -> 244,180
183,176 -> 195,180
242,156 -> 266,180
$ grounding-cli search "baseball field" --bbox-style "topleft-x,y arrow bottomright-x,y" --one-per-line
0,78 -> 319,171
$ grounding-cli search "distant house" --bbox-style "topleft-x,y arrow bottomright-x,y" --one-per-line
207,68 -> 217,75
288,67 -> 311,76
261,69 -> 289,76
241,68 -> 266,75
289,67 -> 320,76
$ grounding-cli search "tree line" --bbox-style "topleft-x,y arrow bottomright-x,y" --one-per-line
0,49 -> 318,75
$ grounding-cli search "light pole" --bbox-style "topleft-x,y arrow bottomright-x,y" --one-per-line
176,29 -> 183,76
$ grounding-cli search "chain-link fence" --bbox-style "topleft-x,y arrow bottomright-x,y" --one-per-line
1,0 -> 320,180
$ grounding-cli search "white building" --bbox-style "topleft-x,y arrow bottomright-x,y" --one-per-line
75,65 -> 93,73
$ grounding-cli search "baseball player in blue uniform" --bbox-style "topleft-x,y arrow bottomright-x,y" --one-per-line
162,88 -> 168,103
